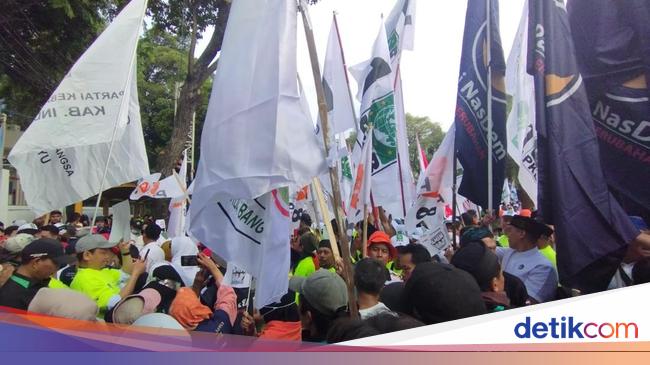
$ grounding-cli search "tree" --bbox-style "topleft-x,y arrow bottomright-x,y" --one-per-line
0,0 -> 125,126
146,0 -> 231,174
147,0 -> 323,174
405,113 -> 445,178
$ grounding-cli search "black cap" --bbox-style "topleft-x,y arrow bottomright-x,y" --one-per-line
21,239 -> 75,266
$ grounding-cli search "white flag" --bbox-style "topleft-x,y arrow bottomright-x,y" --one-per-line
190,0 -> 326,210
223,264 -> 253,289
418,124 -> 455,201
385,0 -> 417,218
505,0 -> 537,206
501,179 -> 512,206
385,0 -> 417,63
322,16 -> 356,135
8,0 -> 149,215
108,200 -> 131,244
168,149 -> 189,238
349,21 -> 400,213
347,129 -> 373,224
130,173 -> 184,200
189,189 -> 291,308
391,74 -> 416,219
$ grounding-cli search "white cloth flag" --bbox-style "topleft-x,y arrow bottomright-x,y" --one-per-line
501,179 -> 512,206
347,129 -> 373,224
385,0 -> 416,63
322,16 -> 356,135
190,0 -> 326,210
108,200 -> 131,244
189,189 -> 291,308
391,74 -> 416,219
406,200 -> 450,257
407,122 -> 453,242
168,149 -> 188,238
386,0 -> 418,218
418,124 -> 455,201
8,0 -> 149,215
505,0 -> 537,206
349,21 -> 400,213
130,173 -> 184,200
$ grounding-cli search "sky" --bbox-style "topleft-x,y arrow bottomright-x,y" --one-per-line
196,0 -> 526,132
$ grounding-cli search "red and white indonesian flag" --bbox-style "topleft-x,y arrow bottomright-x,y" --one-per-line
347,129 -> 373,224
8,0 -> 149,215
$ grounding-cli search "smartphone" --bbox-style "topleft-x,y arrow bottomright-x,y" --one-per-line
181,255 -> 198,266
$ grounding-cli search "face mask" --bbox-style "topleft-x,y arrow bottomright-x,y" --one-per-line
131,229 -> 142,236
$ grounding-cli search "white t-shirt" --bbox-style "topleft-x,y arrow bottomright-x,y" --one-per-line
359,302 -> 396,320
497,246 -> 558,303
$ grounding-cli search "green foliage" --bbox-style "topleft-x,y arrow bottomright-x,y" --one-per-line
137,28 -> 186,168
405,113 -> 445,177
0,0 -> 122,127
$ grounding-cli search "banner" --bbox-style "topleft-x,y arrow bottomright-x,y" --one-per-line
527,0 -> 640,292
8,0 -> 149,215
505,1 -> 538,206
453,0 -> 507,210
189,189 -> 291,308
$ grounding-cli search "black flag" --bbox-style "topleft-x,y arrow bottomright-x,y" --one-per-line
568,0 -> 650,218
454,0 -> 507,210
527,0 -> 640,293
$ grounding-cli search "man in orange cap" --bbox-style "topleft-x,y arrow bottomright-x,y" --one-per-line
367,231 -> 400,282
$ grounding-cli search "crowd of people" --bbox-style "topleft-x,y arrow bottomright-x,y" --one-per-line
0,206 -> 649,344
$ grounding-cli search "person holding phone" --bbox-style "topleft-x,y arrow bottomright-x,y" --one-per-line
169,237 -> 200,287
70,234 -> 146,318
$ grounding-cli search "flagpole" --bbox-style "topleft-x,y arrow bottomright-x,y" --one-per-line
312,178 -> 342,259
362,204 -> 369,257
299,1 -> 358,318
90,0 -> 145,230
452,149 -> 458,249
332,12 -> 358,125
486,0 -> 494,214
394,67 -> 408,218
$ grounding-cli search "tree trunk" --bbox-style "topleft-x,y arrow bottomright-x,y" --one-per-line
156,1 -> 231,175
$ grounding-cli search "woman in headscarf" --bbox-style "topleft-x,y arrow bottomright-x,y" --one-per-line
170,237 -> 200,287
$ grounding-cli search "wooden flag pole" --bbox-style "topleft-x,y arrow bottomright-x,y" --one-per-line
362,205 -> 369,258
172,170 -> 192,205
312,178 -> 341,259
299,1 -> 358,318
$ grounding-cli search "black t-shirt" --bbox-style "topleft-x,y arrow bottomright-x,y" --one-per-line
0,272 -> 49,310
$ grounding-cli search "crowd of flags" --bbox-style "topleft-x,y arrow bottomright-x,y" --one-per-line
5,0 -> 649,301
